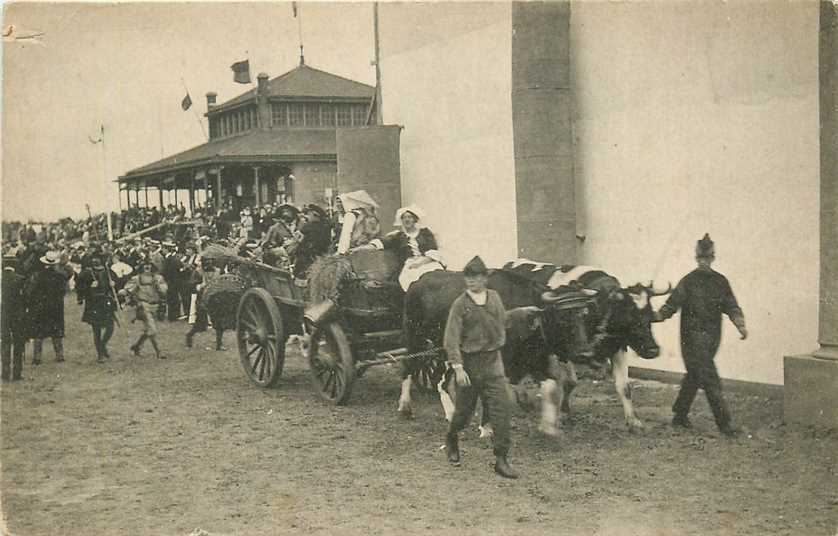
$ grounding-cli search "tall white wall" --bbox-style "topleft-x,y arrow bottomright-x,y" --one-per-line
378,3 -> 517,270
571,2 -> 820,385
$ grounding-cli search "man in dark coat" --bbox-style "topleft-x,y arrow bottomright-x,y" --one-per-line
76,253 -> 118,362
654,234 -> 748,437
293,205 -> 332,279
26,251 -> 68,364
161,241 -> 183,321
444,255 -> 518,479
2,255 -> 28,381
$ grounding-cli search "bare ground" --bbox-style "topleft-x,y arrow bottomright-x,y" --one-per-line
2,300 -> 836,536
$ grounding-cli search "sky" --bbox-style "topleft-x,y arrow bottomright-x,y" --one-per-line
1,1 -> 377,221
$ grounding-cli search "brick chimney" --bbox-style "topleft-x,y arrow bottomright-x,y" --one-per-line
206,92 -> 217,112
256,73 -> 271,129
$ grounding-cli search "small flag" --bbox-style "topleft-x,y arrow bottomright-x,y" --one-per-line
292,1 -> 298,17
181,93 -> 192,111
231,59 -> 251,84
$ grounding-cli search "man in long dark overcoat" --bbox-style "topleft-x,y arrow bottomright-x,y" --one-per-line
26,251 -> 68,364
2,255 -> 28,380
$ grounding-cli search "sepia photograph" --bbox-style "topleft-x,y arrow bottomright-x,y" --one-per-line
1,1 -> 836,534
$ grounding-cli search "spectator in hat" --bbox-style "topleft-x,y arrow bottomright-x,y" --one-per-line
2,255 -> 28,381
123,260 -> 168,359
653,233 -> 747,437
336,190 -> 380,253
179,243 -> 199,318
443,255 -> 518,479
293,204 -> 332,279
26,251 -> 69,364
161,241 -> 183,321
76,253 -> 118,363
262,204 -> 301,267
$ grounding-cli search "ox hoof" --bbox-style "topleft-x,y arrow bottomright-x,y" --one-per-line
398,406 -> 414,420
539,422 -> 561,438
627,419 -> 645,434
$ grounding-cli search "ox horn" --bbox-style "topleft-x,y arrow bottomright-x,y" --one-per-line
646,280 -> 673,296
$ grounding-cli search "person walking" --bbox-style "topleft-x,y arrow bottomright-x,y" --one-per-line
76,253 -> 118,363
2,255 -> 28,381
443,255 -> 518,479
26,251 -> 68,364
653,233 -> 748,437
123,260 -> 168,359
161,241 -> 182,321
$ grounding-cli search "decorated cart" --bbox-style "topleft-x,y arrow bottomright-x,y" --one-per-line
215,246 -> 442,405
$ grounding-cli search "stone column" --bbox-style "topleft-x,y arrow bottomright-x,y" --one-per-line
188,172 -> 195,214
253,166 -> 261,207
784,1 -> 838,428
510,1 -> 576,264
216,167 -> 224,208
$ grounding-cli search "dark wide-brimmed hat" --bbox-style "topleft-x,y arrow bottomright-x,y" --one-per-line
696,233 -> 715,258
303,204 -> 328,220
139,259 -> 157,272
463,255 -> 488,277
275,203 -> 300,219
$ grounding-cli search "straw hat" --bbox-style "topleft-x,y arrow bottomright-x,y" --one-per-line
40,251 -> 60,265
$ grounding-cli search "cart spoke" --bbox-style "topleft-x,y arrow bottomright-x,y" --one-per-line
250,353 -> 263,376
263,346 -> 273,379
257,350 -> 267,381
246,343 -> 261,359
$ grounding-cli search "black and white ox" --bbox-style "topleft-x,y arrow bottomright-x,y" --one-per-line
399,260 -> 671,435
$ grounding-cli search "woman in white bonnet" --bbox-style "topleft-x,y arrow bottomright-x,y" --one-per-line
354,205 -> 445,291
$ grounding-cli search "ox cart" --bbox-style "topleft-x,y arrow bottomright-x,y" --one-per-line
234,249 -> 443,405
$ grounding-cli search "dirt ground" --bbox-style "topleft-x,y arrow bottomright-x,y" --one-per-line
1,300 -> 836,536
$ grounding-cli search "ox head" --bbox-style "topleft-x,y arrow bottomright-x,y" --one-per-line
537,283 -> 600,359
605,281 -> 671,359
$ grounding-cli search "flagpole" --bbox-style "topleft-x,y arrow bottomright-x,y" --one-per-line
297,3 -> 304,64
101,124 -> 114,242
181,77 -> 208,141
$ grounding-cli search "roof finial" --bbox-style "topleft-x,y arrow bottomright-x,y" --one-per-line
300,45 -> 305,66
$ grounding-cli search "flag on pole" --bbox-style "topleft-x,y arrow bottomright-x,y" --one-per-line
181,93 -> 192,111
292,1 -> 298,17
231,59 -> 251,84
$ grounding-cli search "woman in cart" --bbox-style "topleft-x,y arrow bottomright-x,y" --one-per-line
352,205 -> 445,291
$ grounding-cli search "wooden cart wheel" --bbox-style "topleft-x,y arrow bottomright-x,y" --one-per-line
412,356 -> 446,393
308,321 -> 355,405
237,288 -> 285,388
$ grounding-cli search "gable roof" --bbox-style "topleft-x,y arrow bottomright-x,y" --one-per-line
120,129 -> 337,181
213,64 -> 375,113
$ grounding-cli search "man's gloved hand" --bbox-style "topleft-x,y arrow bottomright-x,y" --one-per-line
738,326 -> 748,340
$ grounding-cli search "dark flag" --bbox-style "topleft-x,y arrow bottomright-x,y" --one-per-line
181,93 -> 192,111
292,1 -> 298,17
231,59 -> 251,84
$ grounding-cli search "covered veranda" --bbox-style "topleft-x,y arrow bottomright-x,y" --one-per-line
117,129 -> 337,215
